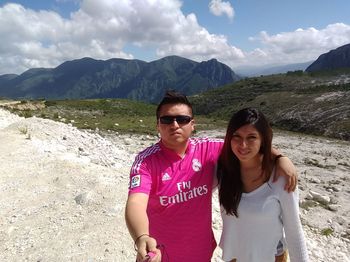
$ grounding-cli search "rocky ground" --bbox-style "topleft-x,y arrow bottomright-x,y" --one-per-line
0,107 -> 349,261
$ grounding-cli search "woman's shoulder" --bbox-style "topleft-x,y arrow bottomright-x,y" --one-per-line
268,168 -> 287,193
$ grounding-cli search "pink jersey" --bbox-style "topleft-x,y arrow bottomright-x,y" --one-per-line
129,137 -> 223,262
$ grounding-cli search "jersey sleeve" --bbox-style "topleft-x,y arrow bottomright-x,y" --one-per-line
208,139 -> 224,162
276,178 -> 309,261
128,154 -> 152,195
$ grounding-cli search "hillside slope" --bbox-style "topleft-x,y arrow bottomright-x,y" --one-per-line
306,43 -> 350,72
190,73 -> 350,140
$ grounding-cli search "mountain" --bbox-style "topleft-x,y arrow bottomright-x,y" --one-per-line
235,61 -> 312,77
306,43 -> 350,72
0,74 -> 17,91
0,56 -> 240,103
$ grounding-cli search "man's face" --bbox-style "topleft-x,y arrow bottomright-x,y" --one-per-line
157,103 -> 194,150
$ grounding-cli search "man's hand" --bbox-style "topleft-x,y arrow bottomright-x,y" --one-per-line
136,235 -> 162,262
273,156 -> 297,192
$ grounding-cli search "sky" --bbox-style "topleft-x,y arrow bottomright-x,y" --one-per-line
0,0 -> 350,75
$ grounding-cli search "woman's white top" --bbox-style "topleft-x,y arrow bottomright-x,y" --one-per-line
219,171 -> 309,262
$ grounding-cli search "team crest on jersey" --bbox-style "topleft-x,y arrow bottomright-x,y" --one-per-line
130,174 -> 141,188
162,172 -> 172,181
192,159 -> 202,172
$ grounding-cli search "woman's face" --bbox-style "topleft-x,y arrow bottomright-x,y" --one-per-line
230,124 -> 262,162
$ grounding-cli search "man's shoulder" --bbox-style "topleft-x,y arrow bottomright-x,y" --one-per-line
135,142 -> 162,161
130,143 -> 162,174
189,137 -> 224,159
190,136 -> 224,145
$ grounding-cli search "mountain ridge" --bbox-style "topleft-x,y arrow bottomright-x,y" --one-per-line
0,56 -> 240,103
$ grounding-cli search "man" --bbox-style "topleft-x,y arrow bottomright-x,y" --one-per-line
125,91 -> 296,262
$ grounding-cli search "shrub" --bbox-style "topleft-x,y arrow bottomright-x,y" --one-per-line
23,110 -> 32,118
321,228 -> 333,236
18,126 -> 28,134
44,100 -> 57,106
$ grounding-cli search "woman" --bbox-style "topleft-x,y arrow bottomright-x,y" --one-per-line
217,108 -> 309,262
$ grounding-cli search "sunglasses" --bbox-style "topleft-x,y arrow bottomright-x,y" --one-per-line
159,115 -> 193,125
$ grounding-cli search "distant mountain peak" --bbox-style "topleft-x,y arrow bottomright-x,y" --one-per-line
306,43 -> 350,72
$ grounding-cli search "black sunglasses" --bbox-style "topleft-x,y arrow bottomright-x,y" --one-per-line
159,115 -> 193,125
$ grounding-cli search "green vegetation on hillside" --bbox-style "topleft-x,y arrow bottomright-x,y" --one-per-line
3,99 -> 226,135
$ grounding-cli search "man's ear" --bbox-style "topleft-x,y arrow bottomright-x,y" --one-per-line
191,119 -> 195,132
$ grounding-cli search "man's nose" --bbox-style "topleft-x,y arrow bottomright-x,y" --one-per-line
170,119 -> 180,127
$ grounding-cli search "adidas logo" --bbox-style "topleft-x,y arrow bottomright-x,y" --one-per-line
162,173 -> 172,181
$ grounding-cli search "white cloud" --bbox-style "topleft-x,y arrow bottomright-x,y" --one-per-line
0,1 -> 135,74
155,12 -> 244,63
0,0 -> 243,75
245,23 -> 350,67
0,1 -> 350,75
209,0 -> 234,21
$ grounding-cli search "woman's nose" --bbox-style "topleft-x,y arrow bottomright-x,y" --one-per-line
240,139 -> 247,147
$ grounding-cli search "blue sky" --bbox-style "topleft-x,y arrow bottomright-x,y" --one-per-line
0,0 -> 350,75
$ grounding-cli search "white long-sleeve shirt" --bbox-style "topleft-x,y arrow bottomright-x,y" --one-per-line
219,171 -> 309,262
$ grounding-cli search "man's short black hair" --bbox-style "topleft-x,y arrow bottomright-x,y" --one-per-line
156,90 -> 193,119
